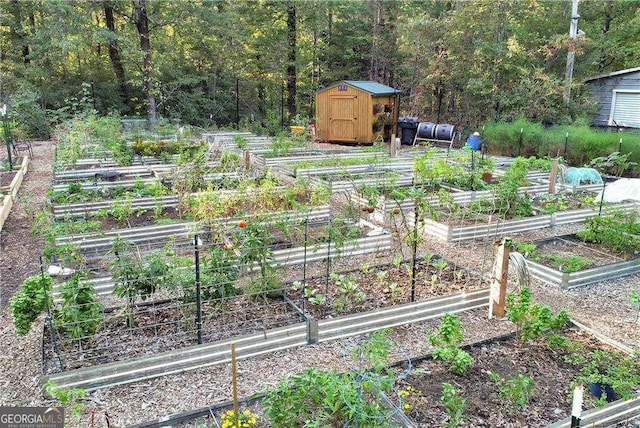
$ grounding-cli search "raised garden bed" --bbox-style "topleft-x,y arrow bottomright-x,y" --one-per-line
0,155 -> 30,232
420,201 -> 637,242
519,234 -> 640,289
401,326 -> 640,426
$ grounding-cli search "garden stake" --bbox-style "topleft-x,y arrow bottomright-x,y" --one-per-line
548,158 -> 559,194
489,237 -> 511,318
570,385 -> 583,427
598,180 -> 606,217
40,255 -> 64,370
410,201 -> 418,303
518,127 -> 523,156
194,235 -> 202,345
231,343 -> 239,428
323,217 -> 332,318
302,218 -> 308,316
564,132 -> 569,159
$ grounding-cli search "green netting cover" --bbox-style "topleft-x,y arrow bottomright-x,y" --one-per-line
563,167 -> 603,186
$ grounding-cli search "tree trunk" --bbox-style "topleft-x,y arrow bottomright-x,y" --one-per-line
132,0 -> 156,124
9,0 -> 31,65
286,0 -> 297,122
103,1 -> 131,111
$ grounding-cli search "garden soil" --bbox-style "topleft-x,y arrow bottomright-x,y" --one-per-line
0,140 -> 638,427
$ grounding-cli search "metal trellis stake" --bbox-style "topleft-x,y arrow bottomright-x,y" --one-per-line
302,217 -> 308,316
1,104 -> 12,170
40,255 -> 63,370
194,235 -> 202,345
410,200 -> 418,303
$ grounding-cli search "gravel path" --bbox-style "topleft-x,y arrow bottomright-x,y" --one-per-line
0,141 -> 638,427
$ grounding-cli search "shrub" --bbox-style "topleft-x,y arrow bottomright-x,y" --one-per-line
10,274 -> 53,336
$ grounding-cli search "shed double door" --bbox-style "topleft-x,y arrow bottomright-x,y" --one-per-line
329,95 -> 357,141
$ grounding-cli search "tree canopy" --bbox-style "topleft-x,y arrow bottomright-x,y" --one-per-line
0,0 -> 638,137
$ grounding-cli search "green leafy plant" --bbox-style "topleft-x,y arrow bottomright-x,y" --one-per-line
10,274 -> 53,336
330,273 -> 366,313
505,286 -> 569,342
428,313 -> 474,375
489,372 -> 534,410
577,210 -> 640,255
262,330 -> 396,427
514,241 -> 594,273
110,239 -> 171,327
588,151 -> 637,177
440,382 -> 466,427
571,348 -> 640,406
55,274 -> 104,340
43,381 -> 86,420
630,291 -> 640,323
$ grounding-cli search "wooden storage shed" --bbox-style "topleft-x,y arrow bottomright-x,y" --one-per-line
315,80 -> 400,144
584,67 -> 640,129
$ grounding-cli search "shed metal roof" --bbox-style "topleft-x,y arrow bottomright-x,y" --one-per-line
584,67 -> 640,82
319,80 -> 400,96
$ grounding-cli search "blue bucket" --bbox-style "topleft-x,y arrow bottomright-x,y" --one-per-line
467,135 -> 482,151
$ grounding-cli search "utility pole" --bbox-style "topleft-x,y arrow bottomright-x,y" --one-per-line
564,0 -> 580,106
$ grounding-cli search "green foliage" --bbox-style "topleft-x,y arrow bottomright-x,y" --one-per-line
198,245 -> 241,301
489,372 -> 534,410
483,120 -> 640,168
428,313 -> 474,375
589,152 -> 637,177
330,273 -> 366,313
515,241 -> 594,273
55,274 -> 104,340
10,274 -> 54,336
505,287 -> 569,342
131,139 -> 180,157
577,210 -> 640,255
493,157 -> 533,218
440,382 -> 466,428
43,381 -> 86,420
262,330 -> 397,427
570,348 -> 640,405
110,239 -> 172,327
630,291 -> 640,323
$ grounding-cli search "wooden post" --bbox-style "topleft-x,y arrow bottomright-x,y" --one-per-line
548,158 -> 559,194
243,150 -> 250,172
390,133 -> 397,157
489,237 -> 511,318
231,343 -> 239,428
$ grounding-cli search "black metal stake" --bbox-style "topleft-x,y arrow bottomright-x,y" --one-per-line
302,218 -> 308,316
40,256 -> 63,370
194,235 -> 202,344
2,106 -> 12,170
564,132 -> 569,159
598,180 -> 606,217
410,201 -> 418,303
518,127 -> 523,157
323,218 -> 332,318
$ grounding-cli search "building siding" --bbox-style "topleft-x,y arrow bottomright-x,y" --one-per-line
586,70 -> 640,128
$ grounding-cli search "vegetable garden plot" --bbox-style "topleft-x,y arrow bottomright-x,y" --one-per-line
516,211 -> 640,289
400,326 -> 640,427
286,256 -> 484,318
42,289 -> 306,373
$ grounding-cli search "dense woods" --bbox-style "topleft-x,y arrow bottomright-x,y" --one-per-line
1,0 -> 639,137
